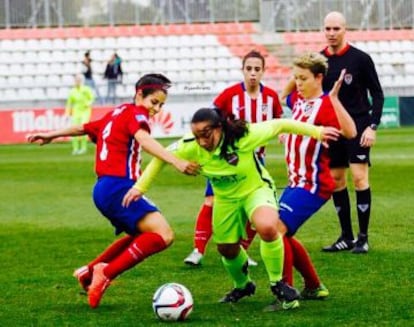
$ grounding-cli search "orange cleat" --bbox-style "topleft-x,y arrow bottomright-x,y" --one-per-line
88,263 -> 111,309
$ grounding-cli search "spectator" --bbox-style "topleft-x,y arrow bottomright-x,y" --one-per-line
104,52 -> 123,104
82,50 -> 103,104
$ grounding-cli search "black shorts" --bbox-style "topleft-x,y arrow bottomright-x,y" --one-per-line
329,115 -> 371,168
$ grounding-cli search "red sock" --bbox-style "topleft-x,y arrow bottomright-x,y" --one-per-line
290,237 -> 320,289
240,221 -> 256,250
282,236 -> 294,286
104,232 -> 167,280
194,204 -> 213,254
87,235 -> 134,272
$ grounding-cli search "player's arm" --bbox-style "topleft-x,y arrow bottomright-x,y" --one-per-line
251,119 -> 340,149
280,76 -> 296,103
329,69 -> 357,139
134,129 -> 199,175
27,125 -> 85,145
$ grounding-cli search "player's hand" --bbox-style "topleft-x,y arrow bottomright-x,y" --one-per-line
278,134 -> 287,144
27,133 -> 52,145
360,126 -> 376,148
320,126 -> 341,148
174,160 -> 201,176
329,69 -> 346,99
122,187 -> 142,208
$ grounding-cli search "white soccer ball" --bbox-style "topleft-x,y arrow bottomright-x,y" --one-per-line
152,282 -> 193,321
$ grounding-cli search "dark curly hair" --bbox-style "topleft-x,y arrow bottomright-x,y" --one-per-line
191,108 -> 248,159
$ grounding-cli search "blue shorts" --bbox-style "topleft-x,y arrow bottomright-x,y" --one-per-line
279,187 -> 327,236
93,176 -> 158,235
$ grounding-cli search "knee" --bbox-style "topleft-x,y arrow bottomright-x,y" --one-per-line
158,227 -> 175,247
256,223 -> 279,242
217,243 -> 240,259
352,174 -> 369,190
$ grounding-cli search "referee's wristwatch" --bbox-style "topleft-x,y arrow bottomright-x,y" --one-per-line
369,123 -> 378,131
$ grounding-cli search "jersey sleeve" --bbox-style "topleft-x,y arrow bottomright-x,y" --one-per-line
318,96 -> 340,129
83,116 -> 104,143
126,111 -> 151,136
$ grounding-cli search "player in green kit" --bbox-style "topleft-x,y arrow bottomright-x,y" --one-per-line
122,109 -> 340,309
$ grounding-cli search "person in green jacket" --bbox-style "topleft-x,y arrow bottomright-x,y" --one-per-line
122,108 -> 340,310
65,74 -> 95,154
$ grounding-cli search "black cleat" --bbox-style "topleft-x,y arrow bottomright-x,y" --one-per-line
322,236 -> 355,252
270,281 -> 300,310
219,281 -> 256,303
351,233 -> 369,254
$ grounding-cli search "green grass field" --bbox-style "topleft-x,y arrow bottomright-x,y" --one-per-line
1,127 -> 413,326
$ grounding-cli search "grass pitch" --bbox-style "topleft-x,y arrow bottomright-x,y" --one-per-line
0,127 -> 413,326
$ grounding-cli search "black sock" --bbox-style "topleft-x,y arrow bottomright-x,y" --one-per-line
332,188 -> 353,240
356,188 -> 371,236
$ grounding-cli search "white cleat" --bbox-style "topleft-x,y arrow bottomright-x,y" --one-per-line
184,249 -> 203,266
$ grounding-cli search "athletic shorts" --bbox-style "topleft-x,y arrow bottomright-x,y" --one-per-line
212,186 -> 278,244
204,155 -> 265,197
279,187 -> 327,236
93,176 -> 158,235
329,114 -> 371,168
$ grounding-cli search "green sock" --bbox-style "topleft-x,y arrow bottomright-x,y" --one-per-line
80,136 -> 88,151
221,247 -> 251,288
260,237 -> 284,284
71,137 -> 79,153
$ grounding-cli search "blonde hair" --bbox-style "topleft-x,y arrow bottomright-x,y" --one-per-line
292,52 -> 328,76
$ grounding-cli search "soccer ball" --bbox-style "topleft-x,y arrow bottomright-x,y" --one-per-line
152,282 -> 193,321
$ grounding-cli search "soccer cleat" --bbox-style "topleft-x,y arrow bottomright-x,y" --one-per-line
301,284 -> 329,300
73,265 -> 92,292
322,236 -> 355,252
219,281 -> 256,303
183,249 -> 203,266
247,256 -> 258,267
351,234 -> 369,254
270,280 -> 300,310
88,263 -> 111,309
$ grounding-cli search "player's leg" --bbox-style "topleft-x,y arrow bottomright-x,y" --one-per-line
278,187 -> 328,300
213,199 -> 255,303
240,221 -> 258,266
73,234 -> 133,291
248,187 -> 300,309
350,162 -> 371,253
323,137 -> 355,251
184,181 -> 214,265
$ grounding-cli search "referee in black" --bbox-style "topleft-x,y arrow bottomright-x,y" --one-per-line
321,11 -> 384,254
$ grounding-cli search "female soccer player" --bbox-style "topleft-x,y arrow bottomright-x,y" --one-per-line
279,52 -> 356,298
27,73 -> 199,309
123,108 -> 341,309
184,50 -> 283,267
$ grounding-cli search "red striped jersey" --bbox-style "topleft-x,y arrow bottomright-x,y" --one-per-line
285,91 -> 340,199
214,82 -> 282,122
83,103 -> 150,180
214,82 -> 282,159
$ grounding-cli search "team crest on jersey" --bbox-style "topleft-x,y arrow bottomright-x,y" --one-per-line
135,114 -> 148,123
303,101 -> 314,116
344,73 -> 353,85
225,152 -> 239,166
